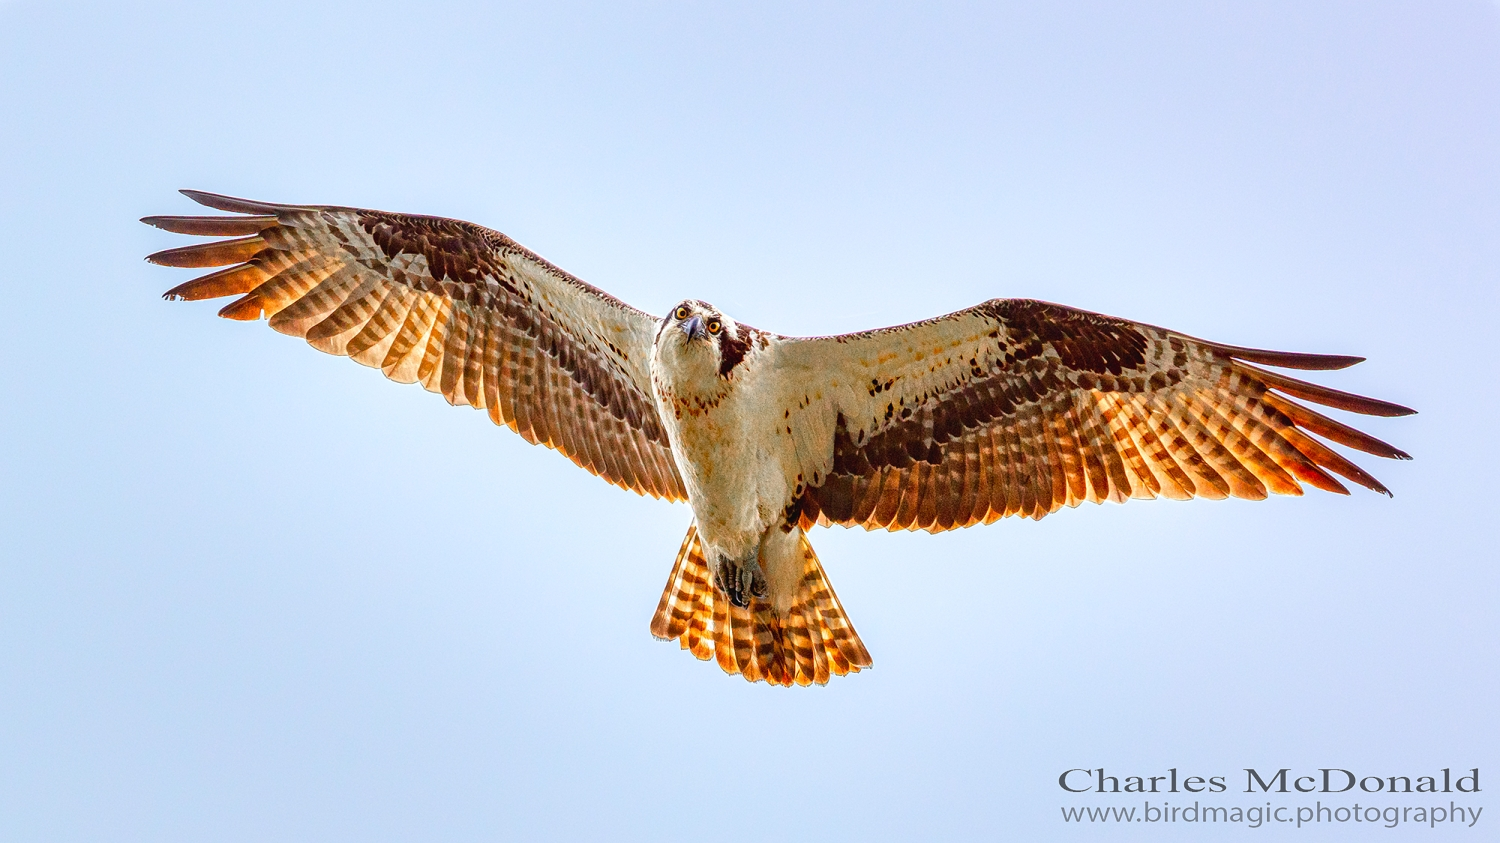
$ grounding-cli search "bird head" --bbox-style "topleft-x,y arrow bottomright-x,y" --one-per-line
655,300 -> 752,381
668,300 -> 727,343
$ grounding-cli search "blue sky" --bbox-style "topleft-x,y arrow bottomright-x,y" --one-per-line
1,2 -> 1496,840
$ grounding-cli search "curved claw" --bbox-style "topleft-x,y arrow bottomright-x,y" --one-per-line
713,555 -> 769,608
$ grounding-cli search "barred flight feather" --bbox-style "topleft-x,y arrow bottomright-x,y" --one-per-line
145,191 -> 686,501
789,299 -> 1413,530
650,523 -> 871,686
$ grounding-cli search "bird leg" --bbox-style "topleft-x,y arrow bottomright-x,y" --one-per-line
713,553 -> 769,608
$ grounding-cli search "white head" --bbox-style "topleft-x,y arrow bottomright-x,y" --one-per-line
653,300 -> 754,387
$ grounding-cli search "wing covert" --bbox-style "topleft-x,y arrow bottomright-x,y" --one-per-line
144,190 -> 686,500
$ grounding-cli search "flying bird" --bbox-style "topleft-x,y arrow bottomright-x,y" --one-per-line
143,191 -> 1414,686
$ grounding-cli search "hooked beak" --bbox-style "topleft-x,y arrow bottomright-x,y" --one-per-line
680,314 -> 706,341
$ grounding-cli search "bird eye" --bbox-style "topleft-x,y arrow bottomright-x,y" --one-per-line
707,320 -> 722,335
674,306 -> 690,320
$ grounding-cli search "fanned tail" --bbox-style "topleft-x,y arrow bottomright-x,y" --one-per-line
650,524 -> 871,686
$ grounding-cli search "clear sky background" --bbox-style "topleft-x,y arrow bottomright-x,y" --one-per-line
1,2 -> 1495,840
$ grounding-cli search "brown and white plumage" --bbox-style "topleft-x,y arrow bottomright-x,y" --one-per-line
145,191 -> 684,500
145,191 -> 1414,687
650,523 -> 869,686
773,299 -> 1412,532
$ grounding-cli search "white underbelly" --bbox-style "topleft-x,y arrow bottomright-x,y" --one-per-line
669,409 -> 772,559
651,337 -> 801,563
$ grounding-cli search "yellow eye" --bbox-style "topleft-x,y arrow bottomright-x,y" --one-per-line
707,320 -> 722,335
674,306 -> 690,320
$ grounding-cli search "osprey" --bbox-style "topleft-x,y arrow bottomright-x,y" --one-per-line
143,191 -> 1414,686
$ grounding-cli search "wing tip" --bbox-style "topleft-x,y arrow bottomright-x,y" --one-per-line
217,294 -> 265,321
179,189 -> 285,215
1239,361 -> 1417,418
1203,339 -> 1367,371
141,213 -> 279,236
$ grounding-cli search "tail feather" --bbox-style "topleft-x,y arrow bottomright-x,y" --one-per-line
650,523 -> 871,686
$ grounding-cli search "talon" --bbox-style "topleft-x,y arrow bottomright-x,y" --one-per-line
713,555 -> 765,608
750,571 -> 768,599
713,560 -> 749,607
736,565 -> 755,601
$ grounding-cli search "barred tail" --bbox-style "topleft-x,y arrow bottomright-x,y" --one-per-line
650,523 -> 872,686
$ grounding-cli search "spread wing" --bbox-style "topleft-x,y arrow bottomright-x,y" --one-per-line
772,299 -> 1413,532
143,190 -> 686,500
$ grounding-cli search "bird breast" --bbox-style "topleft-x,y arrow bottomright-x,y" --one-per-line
651,347 -> 790,562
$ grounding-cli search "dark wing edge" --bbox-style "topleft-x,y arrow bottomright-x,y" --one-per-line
143,190 -> 687,501
792,298 -> 1413,534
